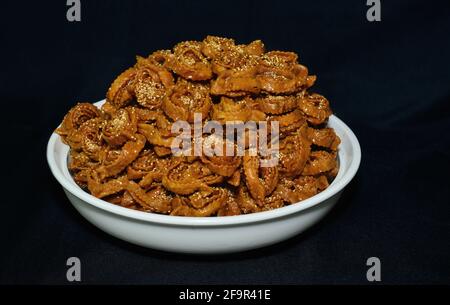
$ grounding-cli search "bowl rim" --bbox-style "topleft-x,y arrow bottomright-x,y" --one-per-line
47,100 -> 361,226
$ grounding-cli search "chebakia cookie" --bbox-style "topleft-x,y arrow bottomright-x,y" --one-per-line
56,36 -> 340,217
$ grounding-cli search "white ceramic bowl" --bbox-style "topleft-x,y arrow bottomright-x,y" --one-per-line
47,100 -> 361,254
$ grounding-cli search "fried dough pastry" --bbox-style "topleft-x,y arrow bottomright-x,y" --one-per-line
127,182 -> 172,213
134,57 -> 174,109
63,117 -> 105,158
217,191 -> 242,216
269,109 -> 306,137
256,51 -> 314,94
298,93 -> 332,125
171,187 -> 228,216
87,172 -> 128,198
162,79 -> 211,122
102,107 -> 138,147
243,153 -> 279,204
162,159 -> 223,195
138,123 -> 175,147
200,137 -> 242,177
276,176 -> 329,203
212,97 -> 255,123
307,127 -> 340,151
202,36 -> 263,74
278,127 -> 311,177
204,36 -> 263,96
106,68 -> 137,108
96,134 -> 146,180
56,103 -> 101,142
302,151 -> 337,176
237,183 -> 284,214
256,94 -> 299,115
57,36 -> 339,216
166,41 -> 213,81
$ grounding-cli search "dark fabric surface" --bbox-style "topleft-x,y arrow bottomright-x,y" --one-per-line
0,0 -> 449,284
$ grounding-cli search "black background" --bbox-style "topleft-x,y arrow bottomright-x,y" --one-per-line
1,0 -> 449,284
